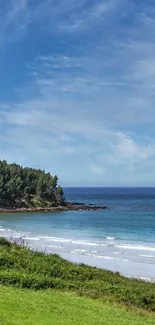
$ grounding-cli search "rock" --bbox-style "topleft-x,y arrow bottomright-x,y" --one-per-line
0,202 -> 107,213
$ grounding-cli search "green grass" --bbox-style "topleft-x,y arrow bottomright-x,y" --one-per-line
0,237 -> 155,313
0,286 -> 155,325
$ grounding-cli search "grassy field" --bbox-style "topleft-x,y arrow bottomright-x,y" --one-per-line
0,237 -> 155,325
0,286 -> 155,325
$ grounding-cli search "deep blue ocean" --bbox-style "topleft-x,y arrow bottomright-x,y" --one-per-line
0,187 -> 155,280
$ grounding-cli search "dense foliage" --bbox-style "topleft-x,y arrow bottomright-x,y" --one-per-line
0,160 -> 65,207
0,238 -> 155,312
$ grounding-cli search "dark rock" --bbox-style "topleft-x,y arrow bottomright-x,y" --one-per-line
69,202 -> 85,206
0,202 -> 107,213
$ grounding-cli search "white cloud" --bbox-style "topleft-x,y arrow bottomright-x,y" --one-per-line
89,132 -> 155,177
109,134 -> 155,164
116,135 -> 154,161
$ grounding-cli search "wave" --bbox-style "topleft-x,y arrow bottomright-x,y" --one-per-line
140,254 -> 155,258
3,231 -> 155,255
115,244 -> 155,252
25,237 -> 40,241
10,234 -> 108,247
39,236 -> 108,247
85,253 -> 114,260
84,253 -> 128,262
126,275 -> 154,282
74,249 -> 87,253
46,245 -> 63,249
38,237 -> 155,253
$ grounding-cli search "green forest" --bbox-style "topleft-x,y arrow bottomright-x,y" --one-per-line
0,160 -> 65,208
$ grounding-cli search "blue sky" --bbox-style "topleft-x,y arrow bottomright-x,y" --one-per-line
0,0 -> 155,186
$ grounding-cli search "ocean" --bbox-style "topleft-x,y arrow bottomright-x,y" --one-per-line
0,187 -> 155,281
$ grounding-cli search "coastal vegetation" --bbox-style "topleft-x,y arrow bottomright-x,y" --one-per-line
0,160 -> 65,208
0,238 -> 155,314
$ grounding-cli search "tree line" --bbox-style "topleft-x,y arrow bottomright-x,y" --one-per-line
0,160 -> 65,207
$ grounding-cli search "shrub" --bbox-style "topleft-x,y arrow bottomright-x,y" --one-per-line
0,237 -> 11,247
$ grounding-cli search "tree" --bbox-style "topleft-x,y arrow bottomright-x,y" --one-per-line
56,186 -> 65,205
0,160 -> 65,207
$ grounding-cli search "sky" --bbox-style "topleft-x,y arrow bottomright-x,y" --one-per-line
0,0 -> 155,187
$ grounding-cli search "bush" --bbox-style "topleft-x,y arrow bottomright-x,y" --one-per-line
0,237 -> 11,246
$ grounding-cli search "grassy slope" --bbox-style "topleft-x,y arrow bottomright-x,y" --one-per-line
0,238 -> 155,312
0,286 -> 155,325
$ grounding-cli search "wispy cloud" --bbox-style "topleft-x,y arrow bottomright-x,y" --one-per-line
1,52 -> 155,184
0,0 -> 28,43
0,0 -> 124,43
4,0 -> 27,25
59,0 -> 122,32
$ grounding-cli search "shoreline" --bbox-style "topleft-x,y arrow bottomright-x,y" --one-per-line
0,202 -> 107,213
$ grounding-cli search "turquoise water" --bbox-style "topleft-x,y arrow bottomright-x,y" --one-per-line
0,187 -> 155,280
